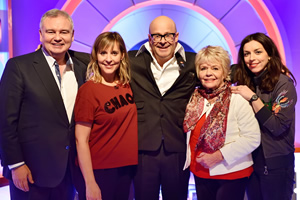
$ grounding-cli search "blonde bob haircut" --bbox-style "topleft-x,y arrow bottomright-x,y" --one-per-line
195,45 -> 231,82
86,32 -> 130,85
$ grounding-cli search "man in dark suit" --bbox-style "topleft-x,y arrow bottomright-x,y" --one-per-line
0,9 -> 86,200
129,16 -> 197,200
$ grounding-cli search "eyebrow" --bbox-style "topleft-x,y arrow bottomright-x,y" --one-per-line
244,48 -> 263,52
45,29 -> 70,32
151,32 -> 173,35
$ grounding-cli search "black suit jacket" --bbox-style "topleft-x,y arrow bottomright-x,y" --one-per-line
128,50 -> 197,153
0,49 -> 87,187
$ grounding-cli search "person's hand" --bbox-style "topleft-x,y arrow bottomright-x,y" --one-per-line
11,164 -> 34,192
196,150 -> 223,168
231,85 -> 255,101
86,181 -> 102,200
35,44 -> 42,51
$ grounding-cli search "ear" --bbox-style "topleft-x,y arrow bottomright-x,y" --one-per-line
148,34 -> 152,43
71,30 -> 75,42
39,29 -> 43,42
174,32 -> 179,43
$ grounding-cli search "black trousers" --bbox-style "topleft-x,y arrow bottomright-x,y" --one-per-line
246,165 -> 295,200
133,143 -> 190,200
194,175 -> 248,200
75,165 -> 135,200
9,167 -> 75,200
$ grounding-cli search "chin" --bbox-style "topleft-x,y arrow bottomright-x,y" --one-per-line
251,70 -> 261,75
52,49 -> 67,54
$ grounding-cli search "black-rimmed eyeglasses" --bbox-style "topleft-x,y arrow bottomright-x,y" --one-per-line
150,33 -> 176,42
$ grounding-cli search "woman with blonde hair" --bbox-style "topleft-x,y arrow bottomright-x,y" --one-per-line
183,45 -> 260,200
74,32 -> 138,200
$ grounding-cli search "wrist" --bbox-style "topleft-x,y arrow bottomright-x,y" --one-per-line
216,150 -> 224,160
249,94 -> 259,103
9,162 -> 25,170
85,179 -> 97,185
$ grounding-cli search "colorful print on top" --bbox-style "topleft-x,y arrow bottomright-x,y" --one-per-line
272,90 -> 293,115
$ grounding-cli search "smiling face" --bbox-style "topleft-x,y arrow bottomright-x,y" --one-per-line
97,42 -> 124,82
39,15 -> 74,62
198,62 -> 225,90
148,16 -> 178,66
243,40 -> 270,75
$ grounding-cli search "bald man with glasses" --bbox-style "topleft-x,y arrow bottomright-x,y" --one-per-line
129,16 -> 198,200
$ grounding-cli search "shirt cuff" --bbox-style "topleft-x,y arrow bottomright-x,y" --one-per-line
255,105 -> 272,124
8,162 -> 25,170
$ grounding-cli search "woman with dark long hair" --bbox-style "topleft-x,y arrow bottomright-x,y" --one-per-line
231,32 -> 297,200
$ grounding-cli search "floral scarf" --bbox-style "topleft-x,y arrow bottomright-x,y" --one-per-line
183,82 -> 231,153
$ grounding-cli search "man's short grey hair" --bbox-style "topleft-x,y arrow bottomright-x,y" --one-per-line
40,9 -> 74,31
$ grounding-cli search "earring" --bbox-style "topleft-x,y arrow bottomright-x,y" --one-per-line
268,57 -> 271,61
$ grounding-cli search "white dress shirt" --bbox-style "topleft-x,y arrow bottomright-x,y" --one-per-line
43,48 -> 78,123
136,42 -> 186,96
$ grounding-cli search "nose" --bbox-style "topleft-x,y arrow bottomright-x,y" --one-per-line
206,68 -> 212,76
105,54 -> 112,63
159,36 -> 167,43
54,32 -> 62,41
249,53 -> 255,61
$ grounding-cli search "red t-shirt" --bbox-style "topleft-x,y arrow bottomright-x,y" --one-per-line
74,81 -> 138,169
190,114 -> 253,180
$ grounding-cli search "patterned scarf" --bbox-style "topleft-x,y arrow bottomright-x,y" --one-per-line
183,82 -> 231,153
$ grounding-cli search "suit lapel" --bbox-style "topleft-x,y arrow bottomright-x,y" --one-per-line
140,52 -> 162,96
171,59 -> 189,87
163,53 -> 196,96
72,57 -> 85,89
33,49 -> 69,125
70,54 -> 87,125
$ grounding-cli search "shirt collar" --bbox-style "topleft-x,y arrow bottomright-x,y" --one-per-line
135,41 -> 186,62
41,47 -> 74,71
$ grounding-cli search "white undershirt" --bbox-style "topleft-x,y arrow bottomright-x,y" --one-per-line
137,42 -> 186,96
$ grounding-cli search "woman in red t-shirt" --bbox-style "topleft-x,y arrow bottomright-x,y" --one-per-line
183,46 -> 260,200
74,32 -> 138,200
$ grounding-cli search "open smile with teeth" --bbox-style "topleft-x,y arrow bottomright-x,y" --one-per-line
103,63 -> 117,68
249,63 -> 258,67
205,79 -> 215,82
158,45 -> 170,49
52,43 -> 64,46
